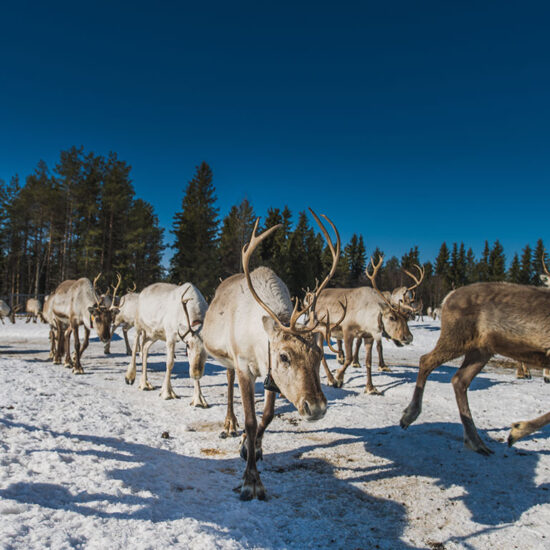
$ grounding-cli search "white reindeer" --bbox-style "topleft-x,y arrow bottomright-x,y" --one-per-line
124,282 -> 208,404
201,209 -> 339,500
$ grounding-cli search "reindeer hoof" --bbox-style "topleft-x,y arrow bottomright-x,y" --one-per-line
239,441 -> 263,462
239,481 -> 266,501
352,362 -> 361,368
125,376 -> 135,385
378,366 -> 392,372
364,386 -> 381,395
465,439 -> 494,456
544,377 -> 550,384
72,367 -> 84,375
400,407 -> 419,429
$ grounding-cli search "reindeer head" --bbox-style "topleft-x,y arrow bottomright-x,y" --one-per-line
365,257 -> 414,347
179,287 -> 207,380
243,209 -> 341,421
89,272 -> 121,342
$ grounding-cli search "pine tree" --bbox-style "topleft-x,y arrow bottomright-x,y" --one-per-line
477,241 -> 490,282
218,199 -> 256,278
508,253 -> 521,283
170,162 -> 219,297
488,240 -> 506,281
259,206 -> 293,279
465,247 -> 476,284
344,234 -> 366,286
519,244 -> 533,285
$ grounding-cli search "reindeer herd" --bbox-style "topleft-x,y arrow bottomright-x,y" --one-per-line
2,209 -> 549,500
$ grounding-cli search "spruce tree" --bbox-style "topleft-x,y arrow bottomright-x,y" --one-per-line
519,244 -> 533,285
488,240 -> 506,281
218,198 -> 256,278
170,162 -> 219,297
508,253 -> 521,283
477,241 -> 490,282
344,234 -> 366,287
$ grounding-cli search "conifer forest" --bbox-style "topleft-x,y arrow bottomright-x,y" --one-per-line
1,147 -> 547,307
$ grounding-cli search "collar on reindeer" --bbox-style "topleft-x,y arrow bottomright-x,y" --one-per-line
263,341 -> 281,393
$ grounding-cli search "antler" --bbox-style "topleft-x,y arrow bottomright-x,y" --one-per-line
242,209 -> 341,335
542,249 -> 550,277
404,264 -> 425,293
92,272 -> 102,305
365,256 -> 397,311
128,281 -> 137,293
321,298 -> 347,354
179,285 -> 201,340
110,272 -> 122,307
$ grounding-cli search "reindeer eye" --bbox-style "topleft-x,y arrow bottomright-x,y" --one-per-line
279,353 -> 289,363
389,315 -> 396,321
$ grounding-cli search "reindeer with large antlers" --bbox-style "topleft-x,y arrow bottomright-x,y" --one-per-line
315,256 -> 414,393
201,209 -> 340,500
104,282 -> 139,355
124,282 -> 208,403
335,264 -> 424,371
50,274 -> 120,373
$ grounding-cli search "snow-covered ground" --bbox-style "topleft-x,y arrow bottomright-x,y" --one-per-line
0,319 -> 548,549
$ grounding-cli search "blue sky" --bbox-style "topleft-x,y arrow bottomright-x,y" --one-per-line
1,1 -> 549,264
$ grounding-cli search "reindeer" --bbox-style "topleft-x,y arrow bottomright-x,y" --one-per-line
431,307 -> 441,320
124,282 -> 208,404
25,298 -> 44,323
50,274 -> 119,373
315,257 -> 414,393
104,283 -> 139,355
515,258 -> 550,383
201,209 -> 339,500
400,282 -> 550,454
0,300 -> 21,324
335,265 -> 423,371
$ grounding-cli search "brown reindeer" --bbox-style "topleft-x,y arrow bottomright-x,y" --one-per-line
400,282 -> 550,453
314,256 -> 413,393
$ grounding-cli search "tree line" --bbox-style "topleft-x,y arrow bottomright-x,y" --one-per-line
0,146 -> 164,299
2,154 -> 548,310
170,162 -> 549,306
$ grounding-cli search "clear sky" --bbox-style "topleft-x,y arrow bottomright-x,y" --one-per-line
1,1 -> 549,264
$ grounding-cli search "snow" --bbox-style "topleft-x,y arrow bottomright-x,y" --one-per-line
0,319 -> 549,549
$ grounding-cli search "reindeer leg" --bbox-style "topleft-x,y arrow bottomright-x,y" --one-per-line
138,338 -> 155,391
452,349 -> 493,455
352,338 -> 361,368
220,369 -> 239,438
377,339 -> 391,372
79,326 -> 90,358
508,411 -> 550,446
240,389 -> 276,462
401,343 -> 459,428
364,337 -> 380,395
63,326 -> 73,368
334,332 -> 354,387
321,351 -> 338,387
72,323 -> 84,374
337,339 -> 344,365
236,369 -> 265,501
125,330 -> 141,385
123,327 -> 132,355
160,340 -> 178,399
54,322 -> 64,364
544,368 -> 550,383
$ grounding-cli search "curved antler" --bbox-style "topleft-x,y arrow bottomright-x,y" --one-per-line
321,298 -> 347,354
404,264 -> 425,293
128,281 -> 137,293
365,256 -> 397,311
242,209 -> 341,335
179,285 -> 202,340
110,272 -> 122,307
542,249 -> 550,277
92,272 -> 102,305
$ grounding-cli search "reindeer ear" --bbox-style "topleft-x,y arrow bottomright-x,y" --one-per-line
262,316 -> 278,338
